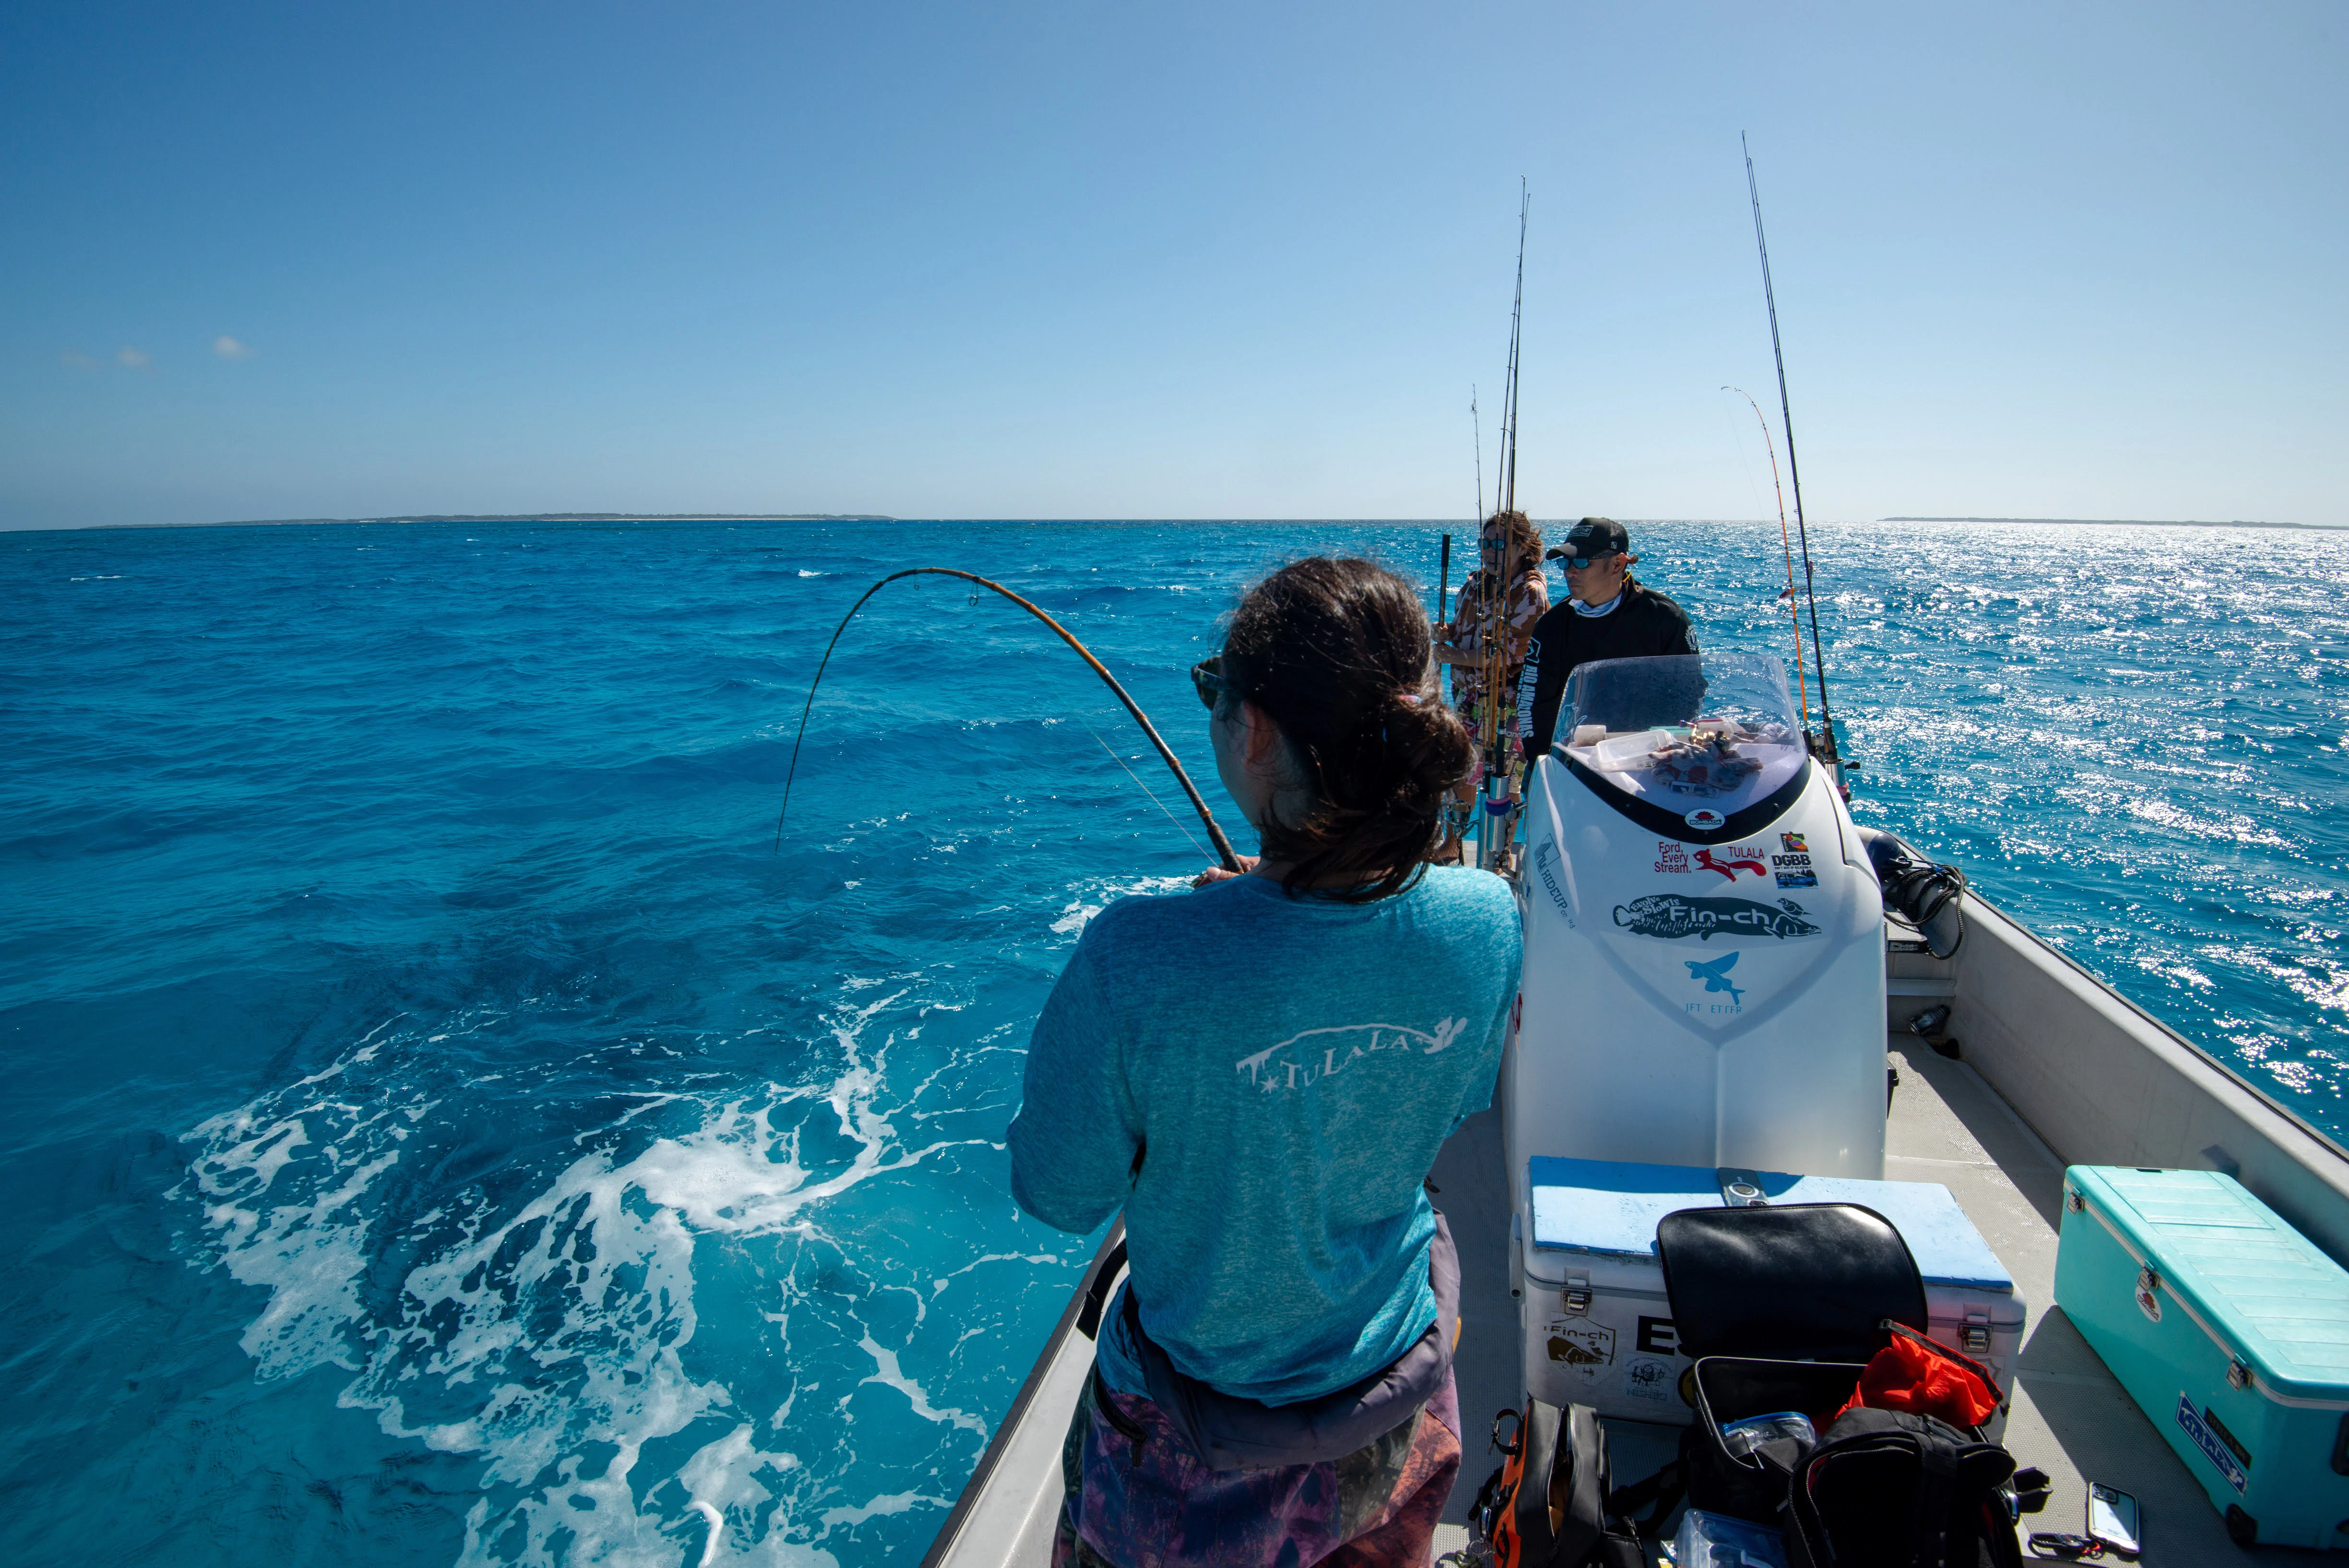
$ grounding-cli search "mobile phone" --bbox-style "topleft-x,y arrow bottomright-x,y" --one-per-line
2087,1483 -> 2141,1559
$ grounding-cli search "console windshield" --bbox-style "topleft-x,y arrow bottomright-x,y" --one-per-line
1560,652 -> 1807,815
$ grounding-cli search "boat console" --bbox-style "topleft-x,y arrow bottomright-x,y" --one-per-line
1508,652 -> 1887,1195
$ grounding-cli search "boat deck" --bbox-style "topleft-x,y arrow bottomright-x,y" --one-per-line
1429,1033 -> 2301,1565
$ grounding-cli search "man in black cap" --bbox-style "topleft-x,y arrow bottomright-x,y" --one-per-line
1513,517 -> 1699,762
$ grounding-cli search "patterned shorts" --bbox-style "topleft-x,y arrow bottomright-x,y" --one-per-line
1052,1366 -> 1461,1568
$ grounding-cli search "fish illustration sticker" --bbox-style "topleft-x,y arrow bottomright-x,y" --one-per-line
1612,894 -> 1821,941
1547,1322 -> 1615,1368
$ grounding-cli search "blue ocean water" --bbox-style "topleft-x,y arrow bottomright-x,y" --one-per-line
1,518 -> 2342,1566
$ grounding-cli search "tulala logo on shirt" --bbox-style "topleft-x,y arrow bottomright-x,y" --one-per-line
1612,894 -> 1822,942
1235,1017 -> 1471,1093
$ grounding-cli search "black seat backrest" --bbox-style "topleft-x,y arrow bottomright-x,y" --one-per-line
1657,1203 -> 1928,1363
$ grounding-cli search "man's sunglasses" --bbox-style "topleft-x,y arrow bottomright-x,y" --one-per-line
1548,550 -> 1617,570
1191,655 -> 1235,710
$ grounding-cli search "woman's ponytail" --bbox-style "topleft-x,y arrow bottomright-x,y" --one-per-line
1217,558 -> 1476,901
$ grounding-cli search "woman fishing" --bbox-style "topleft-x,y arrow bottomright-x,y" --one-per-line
1007,557 -> 1521,1568
1433,509 -> 1547,859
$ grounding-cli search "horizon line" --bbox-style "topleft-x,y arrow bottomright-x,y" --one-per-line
9,512 -> 2337,535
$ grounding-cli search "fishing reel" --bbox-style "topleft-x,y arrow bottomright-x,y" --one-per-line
1857,827 -> 1967,960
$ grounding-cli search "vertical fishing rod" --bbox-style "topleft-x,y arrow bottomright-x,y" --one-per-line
1482,181 -> 1531,871
1501,180 -> 1529,516
1722,384 -> 1811,735
1743,134 -> 1841,773
1471,386 -> 1483,523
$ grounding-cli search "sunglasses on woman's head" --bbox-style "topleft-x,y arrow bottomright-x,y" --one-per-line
1191,655 -> 1235,710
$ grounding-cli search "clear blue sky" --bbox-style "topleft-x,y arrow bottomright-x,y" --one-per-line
4,1 -> 2342,530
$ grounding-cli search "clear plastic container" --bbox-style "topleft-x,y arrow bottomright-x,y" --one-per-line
1673,1507 -> 1790,1568
1719,1410 -> 1815,1460
1590,727 -> 1671,772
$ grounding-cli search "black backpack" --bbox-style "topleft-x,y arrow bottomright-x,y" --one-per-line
1655,1203 -> 2037,1565
1786,1407 -> 2022,1568
1657,1202 -> 1931,1522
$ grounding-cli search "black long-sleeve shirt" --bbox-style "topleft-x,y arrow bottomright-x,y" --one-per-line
1514,580 -> 1699,760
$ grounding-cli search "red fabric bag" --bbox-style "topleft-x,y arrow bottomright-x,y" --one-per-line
1833,1320 -> 2001,1429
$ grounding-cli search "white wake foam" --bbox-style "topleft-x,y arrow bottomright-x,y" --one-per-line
179,986 -> 991,1567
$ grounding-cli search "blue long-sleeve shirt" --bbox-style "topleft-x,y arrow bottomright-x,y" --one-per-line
1007,867 -> 1520,1404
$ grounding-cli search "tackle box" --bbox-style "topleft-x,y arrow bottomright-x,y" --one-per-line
2055,1165 -> 2349,1548
1517,1156 -> 2022,1429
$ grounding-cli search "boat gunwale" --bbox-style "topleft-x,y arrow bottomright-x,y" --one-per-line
1961,888 -> 2349,1173
919,1218 -> 1125,1568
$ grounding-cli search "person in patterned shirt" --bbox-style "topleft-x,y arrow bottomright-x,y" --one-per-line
1434,510 -> 1547,858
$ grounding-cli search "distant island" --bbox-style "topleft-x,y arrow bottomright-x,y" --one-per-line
92,512 -> 894,529
1878,516 -> 2329,530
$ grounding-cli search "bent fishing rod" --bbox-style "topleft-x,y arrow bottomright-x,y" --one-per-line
773,567 -> 1243,872
1743,133 -> 1841,770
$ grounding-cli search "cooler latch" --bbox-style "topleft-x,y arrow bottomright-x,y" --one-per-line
1961,1307 -> 1992,1355
2066,1189 -> 2086,1213
2229,1355 -> 2254,1391
1717,1168 -> 1769,1208
1562,1273 -> 1591,1315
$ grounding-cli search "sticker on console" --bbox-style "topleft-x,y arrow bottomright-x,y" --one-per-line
1780,832 -> 1809,853
1694,847 -> 1768,882
1534,841 -> 1576,927
1612,894 -> 1822,941
1547,1322 -> 1615,1368
1624,1357 -> 1674,1400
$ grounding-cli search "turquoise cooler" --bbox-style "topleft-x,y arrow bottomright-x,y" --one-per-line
2055,1165 -> 2349,1548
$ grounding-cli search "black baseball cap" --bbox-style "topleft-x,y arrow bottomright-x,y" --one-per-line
1546,517 -> 1629,562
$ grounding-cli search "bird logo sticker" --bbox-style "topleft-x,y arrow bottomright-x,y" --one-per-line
1685,951 -> 1746,1008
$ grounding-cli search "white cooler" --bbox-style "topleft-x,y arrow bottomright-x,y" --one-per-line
1515,1157 -> 2024,1431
